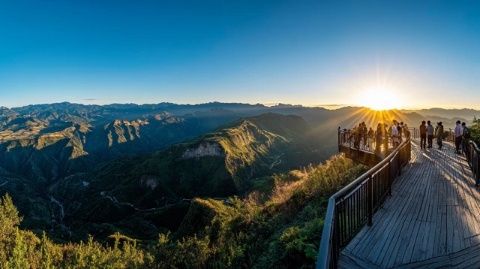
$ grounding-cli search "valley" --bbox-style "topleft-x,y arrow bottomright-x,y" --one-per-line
0,102 -> 477,242
0,102 -> 478,268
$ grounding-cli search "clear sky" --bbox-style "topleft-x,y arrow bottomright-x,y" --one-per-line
1,0 -> 479,109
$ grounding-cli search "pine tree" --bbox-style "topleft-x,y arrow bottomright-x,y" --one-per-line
0,194 -> 23,266
8,229 -> 29,269
40,232 -> 54,269
0,194 -> 22,236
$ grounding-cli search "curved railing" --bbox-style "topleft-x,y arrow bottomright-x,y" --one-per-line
316,137 -> 411,269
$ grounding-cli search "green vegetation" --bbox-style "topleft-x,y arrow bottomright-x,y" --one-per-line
62,113 -> 323,240
3,102 -> 473,242
470,117 -> 480,145
0,154 -> 365,268
0,194 -> 150,269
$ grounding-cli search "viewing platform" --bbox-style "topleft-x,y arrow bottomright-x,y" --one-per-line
317,128 -> 480,269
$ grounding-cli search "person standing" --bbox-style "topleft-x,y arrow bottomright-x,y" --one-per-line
392,120 -> 400,147
454,120 -> 463,154
367,127 -> 374,150
383,123 -> 389,151
462,122 -> 470,154
404,124 -> 410,139
436,122 -> 444,149
427,121 -> 434,148
398,122 -> 404,143
375,123 -> 383,153
419,121 -> 427,149
354,126 -> 361,149
362,122 -> 368,149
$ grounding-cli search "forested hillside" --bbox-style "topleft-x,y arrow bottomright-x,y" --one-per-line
0,102 -> 477,268
0,154 -> 365,268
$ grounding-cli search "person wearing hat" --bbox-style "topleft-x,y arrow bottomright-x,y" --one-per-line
435,122 -> 444,149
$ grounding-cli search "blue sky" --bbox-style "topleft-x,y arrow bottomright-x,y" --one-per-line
1,0 -> 479,108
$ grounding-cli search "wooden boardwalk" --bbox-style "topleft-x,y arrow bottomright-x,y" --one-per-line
339,139 -> 480,269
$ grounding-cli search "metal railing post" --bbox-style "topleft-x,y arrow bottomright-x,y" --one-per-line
388,161 -> 392,196
367,177 -> 373,226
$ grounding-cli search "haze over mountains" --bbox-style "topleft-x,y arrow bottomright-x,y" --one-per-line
0,102 -> 478,241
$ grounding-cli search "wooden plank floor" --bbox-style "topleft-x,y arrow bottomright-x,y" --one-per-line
339,139 -> 480,269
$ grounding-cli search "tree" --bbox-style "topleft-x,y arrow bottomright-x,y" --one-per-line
0,194 -> 22,235
0,194 -> 24,266
6,229 -> 29,269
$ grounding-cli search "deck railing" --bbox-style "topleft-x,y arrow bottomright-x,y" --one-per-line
465,140 -> 480,184
445,130 -> 480,183
317,135 -> 411,269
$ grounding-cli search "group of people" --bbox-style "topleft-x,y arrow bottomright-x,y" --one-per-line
418,121 -> 444,149
343,119 -> 472,155
343,120 -> 411,153
418,120 -> 471,153
419,121 -> 470,154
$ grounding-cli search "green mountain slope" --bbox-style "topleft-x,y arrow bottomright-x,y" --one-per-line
59,113 -> 321,240
0,153 -> 366,269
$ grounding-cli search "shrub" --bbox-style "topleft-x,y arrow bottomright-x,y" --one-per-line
0,153 -> 365,269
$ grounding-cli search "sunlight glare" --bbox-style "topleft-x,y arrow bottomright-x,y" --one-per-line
357,88 -> 402,110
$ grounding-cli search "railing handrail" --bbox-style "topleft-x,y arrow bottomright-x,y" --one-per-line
469,139 -> 480,153
328,149 -> 401,200
317,137 -> 411,269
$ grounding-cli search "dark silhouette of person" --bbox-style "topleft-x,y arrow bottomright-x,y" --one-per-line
435,122 -> 444,149
375,123 -> 383,153
398,122 -> 404,143
419,121 -> 427,149
404,124 -> 410,139
391,120 -> 400,147
427,120 -> 434,148
354,126 -> 361,149
384,123 -> 390,151
362,122 -> 368,149
462,122 -> 470,155
368,127 -> 374,150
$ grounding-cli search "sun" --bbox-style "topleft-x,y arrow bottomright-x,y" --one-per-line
357,88 -> 402,110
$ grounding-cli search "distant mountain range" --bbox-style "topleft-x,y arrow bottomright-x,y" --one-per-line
0,102 -> 478,240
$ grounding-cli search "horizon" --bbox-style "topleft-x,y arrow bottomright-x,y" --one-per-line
2,1 -> 480,109
1,100 -> 479,112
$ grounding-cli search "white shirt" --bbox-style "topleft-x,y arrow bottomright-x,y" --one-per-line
391,125 -> 399,136
454,124 -> 463,138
